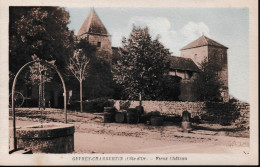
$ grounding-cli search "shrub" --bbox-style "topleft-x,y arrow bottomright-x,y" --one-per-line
85,97 -> 114,113
202,102 -> 240,126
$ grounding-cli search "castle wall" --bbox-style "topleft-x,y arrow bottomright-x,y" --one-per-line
208,47 -> 228,86
181,46 -> 208,66
179,81 -> 196,101
181,45 -> 229,102
81,33 -> 112,54
208,46 -> 229,102
168,70 -> 197,101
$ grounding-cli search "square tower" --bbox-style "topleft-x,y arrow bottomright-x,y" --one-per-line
180,35 -> 229,101
77,9 -> 112,54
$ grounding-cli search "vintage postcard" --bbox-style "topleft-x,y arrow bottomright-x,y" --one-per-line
0,0 -> 258,165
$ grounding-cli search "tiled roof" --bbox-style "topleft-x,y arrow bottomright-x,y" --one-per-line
166,56 -> 200,72
77,9 -> 109,36
181,35 -> 228,50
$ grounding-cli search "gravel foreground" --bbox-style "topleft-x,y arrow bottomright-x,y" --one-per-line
9,108 -> 249,154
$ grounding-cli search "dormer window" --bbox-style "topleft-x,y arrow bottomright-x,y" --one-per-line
97,42 -> 101,47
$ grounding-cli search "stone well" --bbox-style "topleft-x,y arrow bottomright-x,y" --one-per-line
13,123 -> 74,153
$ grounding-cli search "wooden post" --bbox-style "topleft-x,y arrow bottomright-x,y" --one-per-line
139,92 -> 142,106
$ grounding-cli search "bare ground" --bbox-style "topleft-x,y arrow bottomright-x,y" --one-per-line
9,108 -> 249,154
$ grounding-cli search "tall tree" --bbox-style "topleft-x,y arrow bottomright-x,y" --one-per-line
113,26 -> 171,101
67,49 -> 90,112
26,55 -> 56,85
192,57 -> 223,101
74,38 -> 115,100
84,50 -> 115,99
9,7 -> 74,74
24,55 -> 56,108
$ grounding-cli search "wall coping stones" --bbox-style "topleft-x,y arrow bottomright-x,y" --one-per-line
15,123 -> 75,139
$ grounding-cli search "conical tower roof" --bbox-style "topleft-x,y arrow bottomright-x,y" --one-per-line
181,35 -> 228,50
77,9 -> 109,36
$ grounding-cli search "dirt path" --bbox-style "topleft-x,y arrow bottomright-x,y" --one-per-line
74,132 -> 249,154
9,108 -> 249,154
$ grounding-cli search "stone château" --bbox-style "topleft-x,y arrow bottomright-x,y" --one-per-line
78,9 -> 229,102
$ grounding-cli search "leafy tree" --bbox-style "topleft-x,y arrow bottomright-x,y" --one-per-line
192,57 -> 223,101
84,50 -> 115,99
73,38 -> 115,100
163,76 -> 181,101
9,7 -> 75,108
24,55 -> 57,108
113,26 -> 171,101
67,49 -> 90,112
9,7 -> 74,74
26,55 -> 56,85
66,38 -> 115,111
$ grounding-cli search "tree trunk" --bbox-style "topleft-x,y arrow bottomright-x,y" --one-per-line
80,80 -> 83,113
39,73 -> 42,110
139,92 -> 142,106
38,83 -> 41,110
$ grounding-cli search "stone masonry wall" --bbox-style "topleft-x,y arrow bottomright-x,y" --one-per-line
208,46 -> 229,102
113,100 -> 250,128
81,34 -> 112,54
114,100 -> 206,117
181,45 -> 208,67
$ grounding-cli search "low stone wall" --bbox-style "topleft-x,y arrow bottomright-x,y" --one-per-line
113,100 -> 250,128
114,100 -> 206,117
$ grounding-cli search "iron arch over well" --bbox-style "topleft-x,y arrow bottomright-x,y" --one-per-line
11,60 -> 68,150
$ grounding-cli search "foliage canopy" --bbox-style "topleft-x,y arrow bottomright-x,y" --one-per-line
9,7 -> 74,74
113,26 -> 171,100
192,57 -> 223,101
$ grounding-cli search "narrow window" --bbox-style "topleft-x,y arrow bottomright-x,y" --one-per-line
97,42 -> 101,47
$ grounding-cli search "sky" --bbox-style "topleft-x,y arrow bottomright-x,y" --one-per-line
66,7 -> 249,103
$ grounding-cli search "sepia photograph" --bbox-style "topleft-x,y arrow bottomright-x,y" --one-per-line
0,0 -> 258,166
